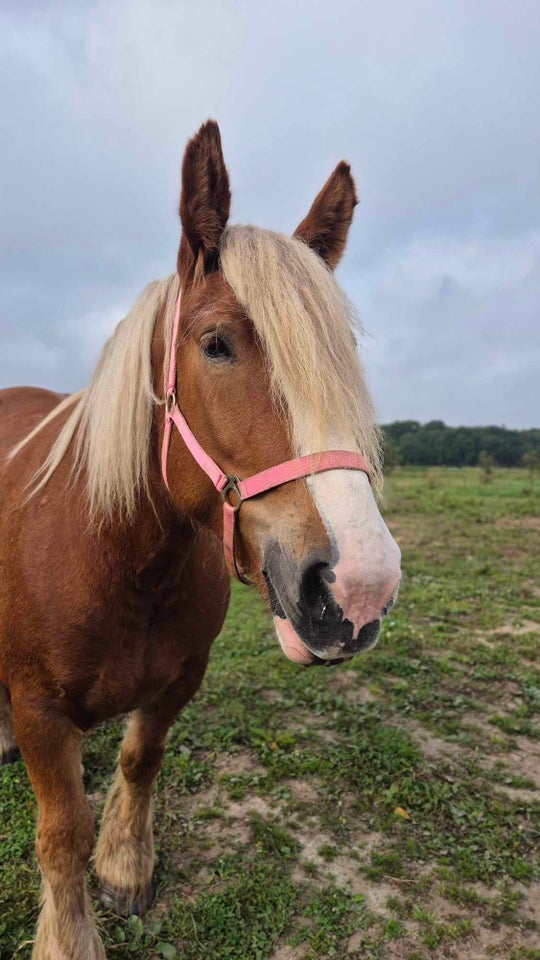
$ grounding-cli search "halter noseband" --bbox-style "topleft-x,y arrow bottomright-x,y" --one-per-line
161,290 -> 372,583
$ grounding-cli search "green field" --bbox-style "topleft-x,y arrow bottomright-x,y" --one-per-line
1,468 -> 539,959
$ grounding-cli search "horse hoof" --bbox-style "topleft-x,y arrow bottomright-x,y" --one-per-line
100,876 -> 156,917
1,746 -> 19,766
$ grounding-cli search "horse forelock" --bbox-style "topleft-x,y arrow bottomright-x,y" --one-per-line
219,225 -> 382,491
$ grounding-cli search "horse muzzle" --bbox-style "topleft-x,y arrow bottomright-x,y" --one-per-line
263,544 -> 398,666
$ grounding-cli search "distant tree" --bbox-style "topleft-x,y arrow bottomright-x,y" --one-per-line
424,420 -> 446,431
383,421 -> 421,442
381,422 -> 540,469
522,451 -> 539,486
383,438 -> 400,473
478,450 -> 495,483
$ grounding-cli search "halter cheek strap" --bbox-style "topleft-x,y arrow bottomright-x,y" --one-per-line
161,290 -> 372,582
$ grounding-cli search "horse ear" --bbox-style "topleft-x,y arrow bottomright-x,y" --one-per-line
177,120 -> 231,282
293,161 -> 358,270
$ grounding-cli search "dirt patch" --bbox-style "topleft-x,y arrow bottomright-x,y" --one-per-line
525,581 -> 540,600
225,794 -> 273,822
260,689 -> 285,704
281,778 -> 322,804
484,619 -> 539,637
428,921 -> 540,960
423,932 -> 512,960
288,717 -> 337,744
327,669 -> 382,705
349,880 -> 540,960
501,546 -> 524,561
493,516 -> 540,532
215,749 -> 267,778
195,814 -> 250,861
405,720 -> 464,762
293,829 -> 398,917
492,784 -> 539,802
175,783 -> 221,819
511,738 -> 540,789
360,878 -> 399,915
297,847 -> 364,895
346,929 -> 366,953
270,946 -> 306,960
171,790 -> 275,893
294,827 -> 411,895
460,710 -> 507,745
375,935 -> 419,959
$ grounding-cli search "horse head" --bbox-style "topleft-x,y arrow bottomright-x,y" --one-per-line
163,121 -> 401,666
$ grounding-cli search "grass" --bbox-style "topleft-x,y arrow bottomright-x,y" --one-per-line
1,466 -> 539,959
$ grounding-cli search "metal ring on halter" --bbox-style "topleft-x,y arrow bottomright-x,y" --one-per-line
166,391 -> 176,416
221,475 -> 243,511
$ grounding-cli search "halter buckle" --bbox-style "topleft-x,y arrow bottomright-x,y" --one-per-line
165,391 -> 176,416
221,475 -> 243,511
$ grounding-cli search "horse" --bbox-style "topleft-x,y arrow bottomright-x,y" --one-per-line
0,120 -> 401,960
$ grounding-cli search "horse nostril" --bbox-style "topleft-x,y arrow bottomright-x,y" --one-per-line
356,619 -> 380,650
299,558 -> 338,622
381,587 -> 399,618
381,596 -> 394,617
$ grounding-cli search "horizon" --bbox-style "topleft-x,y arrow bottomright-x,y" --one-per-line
382,419 -> 540,431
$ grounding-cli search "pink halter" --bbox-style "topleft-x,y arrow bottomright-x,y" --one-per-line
161,290 -> 372,582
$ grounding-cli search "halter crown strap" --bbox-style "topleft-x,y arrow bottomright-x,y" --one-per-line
161,290 -> 372,582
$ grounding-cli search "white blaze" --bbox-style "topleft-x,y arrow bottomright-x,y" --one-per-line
307,469 -> 401,634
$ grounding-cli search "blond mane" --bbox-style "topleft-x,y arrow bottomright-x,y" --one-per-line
9,226 -> 381,519
9,274 -> 180,519
220,227 -> 382,487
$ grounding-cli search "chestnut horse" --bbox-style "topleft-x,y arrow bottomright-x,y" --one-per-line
0,121 -> 401,960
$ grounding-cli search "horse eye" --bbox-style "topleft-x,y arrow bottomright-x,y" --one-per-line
202,333 -> 233,362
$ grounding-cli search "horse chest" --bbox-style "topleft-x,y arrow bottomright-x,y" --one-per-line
69,576 -> 228,725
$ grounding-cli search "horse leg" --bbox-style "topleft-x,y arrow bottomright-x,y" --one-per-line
0,682 -> 18,764
11,692 -> 104,960
95,659 -> 208,916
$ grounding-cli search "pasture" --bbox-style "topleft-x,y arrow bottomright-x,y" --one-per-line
1,466 -> 538,960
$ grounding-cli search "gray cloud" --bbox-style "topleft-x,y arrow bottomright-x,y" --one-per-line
1,0 -> 539,426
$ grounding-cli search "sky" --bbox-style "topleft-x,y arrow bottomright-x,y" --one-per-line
1,0 -> 539,428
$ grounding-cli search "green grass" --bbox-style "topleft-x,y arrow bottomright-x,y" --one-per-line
1,467 -> 539,959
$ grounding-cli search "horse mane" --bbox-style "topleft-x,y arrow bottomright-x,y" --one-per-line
220,227 -> 382,489
9,226 -> 381,520
8,274 -> 180,519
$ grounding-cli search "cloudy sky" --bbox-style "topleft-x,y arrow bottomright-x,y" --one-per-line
1,0 -> 539,427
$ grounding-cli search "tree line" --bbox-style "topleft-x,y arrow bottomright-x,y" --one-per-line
382,420 -> 540,469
